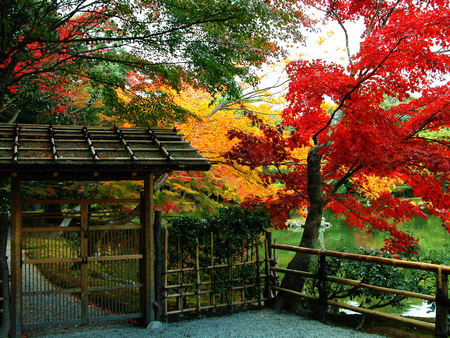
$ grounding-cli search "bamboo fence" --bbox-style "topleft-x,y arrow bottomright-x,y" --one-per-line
160,229 -> 276,319
271,244 -> 449,338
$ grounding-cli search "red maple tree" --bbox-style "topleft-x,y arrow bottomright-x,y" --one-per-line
226,0 -> 449,309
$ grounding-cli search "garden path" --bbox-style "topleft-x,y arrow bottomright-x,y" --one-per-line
7,233 -> 109,325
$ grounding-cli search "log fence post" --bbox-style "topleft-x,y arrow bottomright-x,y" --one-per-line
255,240 -> 262,308
317,251 -> 327,322
264,232 -> 273,305
209,232 -> 216,314
435,267 -> 448,338
228,243 -> 233,313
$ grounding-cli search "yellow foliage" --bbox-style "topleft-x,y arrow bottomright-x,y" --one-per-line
171,86 -> 282,201
353,175 -> 402,199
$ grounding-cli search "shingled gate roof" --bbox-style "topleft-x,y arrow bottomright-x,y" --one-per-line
0,123 -> 210,180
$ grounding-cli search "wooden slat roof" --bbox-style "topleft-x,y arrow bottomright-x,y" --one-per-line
0,123 -> 210,180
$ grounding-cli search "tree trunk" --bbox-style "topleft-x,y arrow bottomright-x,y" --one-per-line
276,145 -> 325,312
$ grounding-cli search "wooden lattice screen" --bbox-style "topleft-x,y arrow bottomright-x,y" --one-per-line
159,228 -> 277,319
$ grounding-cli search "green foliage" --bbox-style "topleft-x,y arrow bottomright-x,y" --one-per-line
305,248 -> 443,311
169,206 -> 271,259
166,206 -> 271,305
0,0 -> 305,124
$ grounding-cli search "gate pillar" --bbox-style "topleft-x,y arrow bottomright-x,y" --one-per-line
142,174 -> 155,325
11,177 -> 22,338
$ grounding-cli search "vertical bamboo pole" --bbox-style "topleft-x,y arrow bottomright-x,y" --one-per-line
272,239 -> 279,288
195,238 -> 201,312
435,268 -> 448,338
139,192 -> 145,318
163,227 -> 168,318
264,232 -> 272,305
143,174 -> 155,325
317,252 -> 327,322
80,199 -> 88,325
10,177 -> 22,338
209,232 -> 216,313
154,211 -> 162,321
241,241 -> 245,307
228,243 -> 233,313
177,236 -> 183,316
255,240 -> 262,308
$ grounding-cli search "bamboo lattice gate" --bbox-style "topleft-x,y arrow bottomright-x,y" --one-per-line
20,198 -> 144,328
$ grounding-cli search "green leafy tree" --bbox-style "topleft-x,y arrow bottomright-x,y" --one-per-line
0,0 -> 306,124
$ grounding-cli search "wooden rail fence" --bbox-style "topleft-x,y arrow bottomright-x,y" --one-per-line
271,244 -> 449,338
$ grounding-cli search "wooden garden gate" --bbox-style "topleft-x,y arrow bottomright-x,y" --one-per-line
0,123 -> 211,336
20,198 -> 144,328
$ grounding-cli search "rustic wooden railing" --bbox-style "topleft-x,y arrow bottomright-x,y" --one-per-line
271,244 -> 449,338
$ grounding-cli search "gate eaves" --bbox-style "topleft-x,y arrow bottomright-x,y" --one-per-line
0,123 -> 210,337
0,123 -> 210,180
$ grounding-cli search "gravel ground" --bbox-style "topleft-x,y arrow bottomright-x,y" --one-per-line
27,309 -> 385,337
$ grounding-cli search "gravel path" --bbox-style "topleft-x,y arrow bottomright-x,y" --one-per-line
27,309 -> 384,337
7,233 -> 109,325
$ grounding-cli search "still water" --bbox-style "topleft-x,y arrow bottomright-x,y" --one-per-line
274,212 -> 449,317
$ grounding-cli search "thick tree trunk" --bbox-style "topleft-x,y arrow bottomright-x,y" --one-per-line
276,145 -> 325,312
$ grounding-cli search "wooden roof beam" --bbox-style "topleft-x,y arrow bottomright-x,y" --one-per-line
48,124 -> 59,160
81,126 -> 99,160
114,125 -> 137,161
12,124 -> 20,163
146,128 -> 173,161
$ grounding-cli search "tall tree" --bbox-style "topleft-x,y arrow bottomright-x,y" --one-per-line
226,0 -> 449,311
0,0 -> 305,124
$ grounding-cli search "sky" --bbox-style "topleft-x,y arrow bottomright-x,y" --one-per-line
257,18 -> 365,96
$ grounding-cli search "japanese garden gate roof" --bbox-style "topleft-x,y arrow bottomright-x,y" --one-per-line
0,123 -> 210,180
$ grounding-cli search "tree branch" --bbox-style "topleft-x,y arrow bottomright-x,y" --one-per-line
312,37 -> 406,145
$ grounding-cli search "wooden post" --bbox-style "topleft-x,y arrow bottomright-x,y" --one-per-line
435,268 -> 448,338
264,232 -> 272,305
272,239 -> 279,288
209,232 -> 216,314
317,252 -> 327,322
255,240 -> 262,308
154,211 -> 162,321
10,177 -> 22,338
228,249 -> 233,313
195,238 -> 201,312
177,236 -> 183,316
143,174 -> 155,325
80,199 -> 88,325
163,227 -> 168,318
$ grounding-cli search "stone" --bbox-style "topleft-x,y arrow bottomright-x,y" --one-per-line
147,321 -> 164,332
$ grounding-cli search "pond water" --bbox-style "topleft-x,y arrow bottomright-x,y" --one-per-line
273,212 -> 449,318
321,211 -> 449,257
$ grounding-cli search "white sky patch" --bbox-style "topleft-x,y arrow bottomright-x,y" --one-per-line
255,17 -> 365,102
